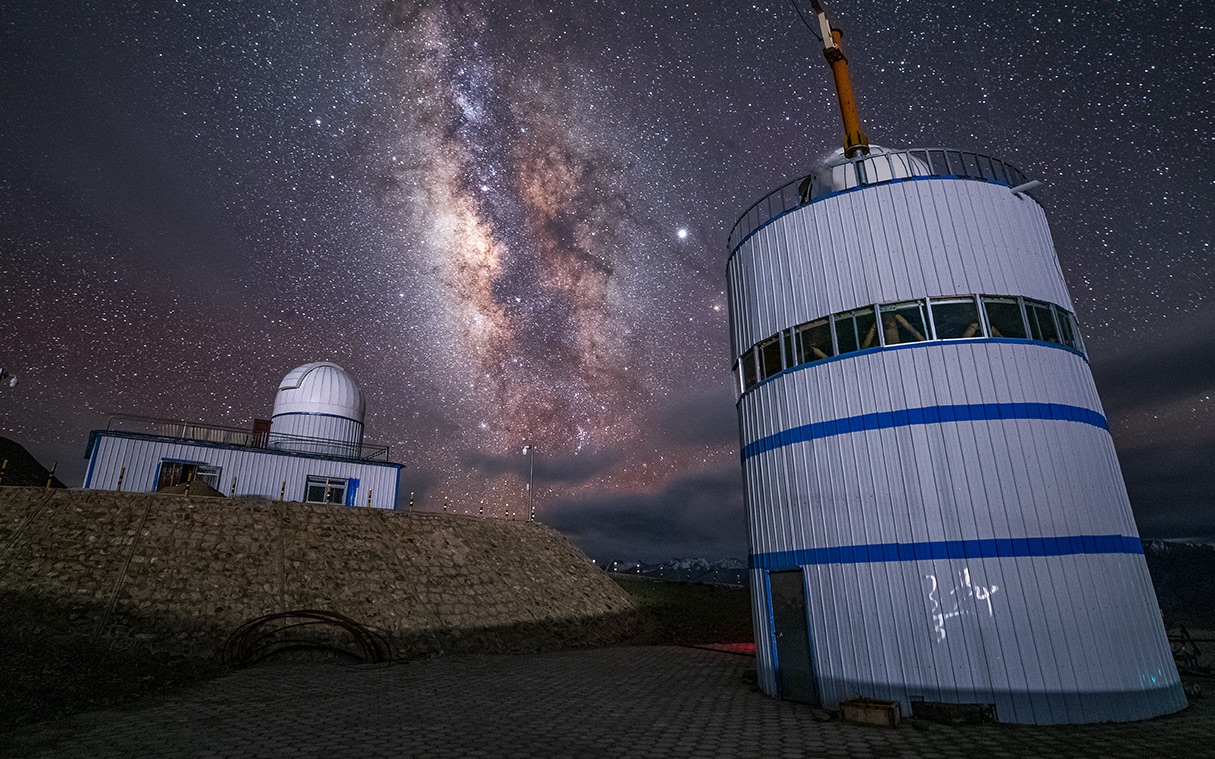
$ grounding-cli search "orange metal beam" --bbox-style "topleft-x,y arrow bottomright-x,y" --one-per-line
824,28 -> 869,157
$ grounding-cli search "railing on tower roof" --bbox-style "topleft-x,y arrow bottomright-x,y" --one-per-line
727,147 -> 1030,255
104,413 -> 391,462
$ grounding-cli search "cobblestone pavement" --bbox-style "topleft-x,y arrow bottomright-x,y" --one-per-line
2,646 -> 1211,758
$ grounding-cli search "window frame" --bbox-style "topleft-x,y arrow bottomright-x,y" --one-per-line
305,475 -> 349,505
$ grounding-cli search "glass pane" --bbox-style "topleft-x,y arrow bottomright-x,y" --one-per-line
854,308 -> 877,349
881,301 -> 929,345
328,486 -> 346,504
741,350 -> 758,389
796,319 -> 834,363
784,330 -> 797,366
982,297 -> 1027,339
835,307 -> 877,354
760,338 -> 783,379
306,484 -> 326,503
931,298 -> 982,340
835,313 -> 858,354
1026,300 -> 1060,343
1055,305 -> 1077,348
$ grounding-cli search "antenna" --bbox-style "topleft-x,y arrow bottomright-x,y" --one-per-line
807,0 -> 870,158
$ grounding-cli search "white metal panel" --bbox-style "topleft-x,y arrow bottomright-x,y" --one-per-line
793,555 -> 1184,723
84,433 -> 399,509
729,179 -> 1074,357
268,413 -> 364,455
730,157 -> 1184,724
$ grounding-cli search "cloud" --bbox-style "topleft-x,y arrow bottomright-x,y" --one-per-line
653,383 -> 739,448
1090,304 -> 1215,414
544,468 -> 747,563
1119,438 -> 1215,541
458,448 -> 620,486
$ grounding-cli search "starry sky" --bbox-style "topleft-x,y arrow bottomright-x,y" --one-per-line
2,1 -> 1212,563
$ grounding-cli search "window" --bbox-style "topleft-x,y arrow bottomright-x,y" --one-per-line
1025,299 -> 1061,343
1055,306 -> 1080,350
930,297 -> 983,340
305,476 -> 348,505
157,460 -> 221,491
759,336 -> 783,379
981,296 -> 1027,339
736,292 -> 1085,396
880,300 -> 929,345
834,306 -> 877,355
796,318 -> 834,364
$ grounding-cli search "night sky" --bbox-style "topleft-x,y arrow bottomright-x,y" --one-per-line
2,1 -> 1212,563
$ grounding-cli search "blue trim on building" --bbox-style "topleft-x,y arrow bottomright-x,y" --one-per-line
83,431 -> 100,488
764,571 -> 780,693
751,534 -> 1144,570
741,402 -> 1108,462
741,338 -> 1087,399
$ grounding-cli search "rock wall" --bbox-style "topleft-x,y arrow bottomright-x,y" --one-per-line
0,488 -> 638,661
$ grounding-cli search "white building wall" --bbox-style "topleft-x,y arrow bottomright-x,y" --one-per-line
728,178 -> 1072,360
268,414 -> 364,457
728,172 -> 1185,723
83,433 -> 400,509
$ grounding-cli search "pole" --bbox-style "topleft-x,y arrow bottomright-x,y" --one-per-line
809,0 -> 869,157
527,445 -> 535,522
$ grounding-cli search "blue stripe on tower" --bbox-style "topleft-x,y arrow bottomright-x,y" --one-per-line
741,402 -> 1107,461
751,534 -> 1143,570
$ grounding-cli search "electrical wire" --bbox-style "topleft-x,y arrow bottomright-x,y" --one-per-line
787,0 -> 823,43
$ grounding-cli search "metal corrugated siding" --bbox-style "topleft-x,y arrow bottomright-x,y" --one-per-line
727,179 -> 1074,361
731,172 -> 1184,724
268,413 -> 364,453
84,434 -> 398,509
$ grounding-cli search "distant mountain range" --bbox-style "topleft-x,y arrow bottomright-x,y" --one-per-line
609,540 -> 1215,628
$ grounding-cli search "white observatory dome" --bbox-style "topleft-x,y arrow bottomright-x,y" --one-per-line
268,362 -> 366,457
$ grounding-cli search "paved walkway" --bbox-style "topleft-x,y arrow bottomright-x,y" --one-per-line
2,647 -> 1210,758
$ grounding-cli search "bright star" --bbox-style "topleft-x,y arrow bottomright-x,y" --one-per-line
677,228 -> 688,239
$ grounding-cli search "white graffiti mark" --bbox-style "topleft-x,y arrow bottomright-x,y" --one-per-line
924,567 -> 999,642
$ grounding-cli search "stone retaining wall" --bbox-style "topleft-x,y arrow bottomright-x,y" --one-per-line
0,488 -> 638,661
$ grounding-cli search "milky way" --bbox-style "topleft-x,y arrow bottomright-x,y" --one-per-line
2,0 -> 1213,561
374,2 -> 646,462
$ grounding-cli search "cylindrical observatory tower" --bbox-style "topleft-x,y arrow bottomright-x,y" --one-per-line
726,4 -> 1185,725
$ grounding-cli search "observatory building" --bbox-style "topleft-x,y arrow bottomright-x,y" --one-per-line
83,362 -> 402,508
726,4 -> 1184,724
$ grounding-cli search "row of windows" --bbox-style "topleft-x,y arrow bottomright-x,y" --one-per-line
736,294 -> 1084,393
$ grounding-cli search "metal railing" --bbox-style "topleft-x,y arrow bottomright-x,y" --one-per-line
727,148 -> 1030,254
104,413 -> 391,461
